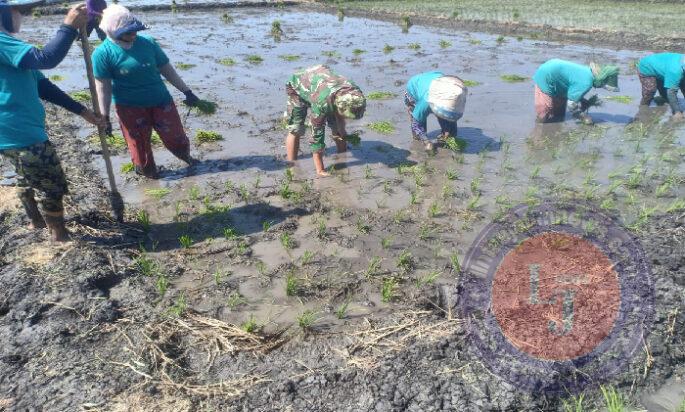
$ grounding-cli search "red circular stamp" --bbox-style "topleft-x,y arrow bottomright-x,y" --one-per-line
491,232 -> 620,361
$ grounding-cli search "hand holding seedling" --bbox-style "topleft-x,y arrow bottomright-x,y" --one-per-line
64,4 -> 88,29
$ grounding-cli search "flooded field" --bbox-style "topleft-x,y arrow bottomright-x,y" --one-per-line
2,5 -> 684,411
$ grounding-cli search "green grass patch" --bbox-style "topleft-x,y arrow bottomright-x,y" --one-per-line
120,162 -> 135,173
145,188 -> 171,199
367,91 -> 397,100
439,39 -> 452,48
322,50 -> 341,58
368,121 -> 395,134
245,55 -> 264,64
462,80 -> 480,87
194,100 -> 218,115
383,44 -> 395,53
176,63 -> 196,70
88,133 -> 127,150
407,42 -> 421,50
444,136 -> 467,152
49,74 -> 64,82
279,54 -> 301,61
345,132 -> 361,146
604,95 -> 633,104
352,48 -> 366,55
195,130 -> 224,143
500,74 -> 528,83
217,57 -> 236,66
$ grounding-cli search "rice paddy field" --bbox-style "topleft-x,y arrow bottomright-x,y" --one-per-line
0,1 -> 683,411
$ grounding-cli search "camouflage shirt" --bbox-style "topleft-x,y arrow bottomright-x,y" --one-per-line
287,65 -> 361,141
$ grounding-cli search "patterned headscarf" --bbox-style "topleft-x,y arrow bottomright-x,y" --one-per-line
590,63 -> 620,91
335,90 -> 366,119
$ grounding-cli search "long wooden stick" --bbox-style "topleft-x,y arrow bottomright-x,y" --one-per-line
78,27 -> 125,222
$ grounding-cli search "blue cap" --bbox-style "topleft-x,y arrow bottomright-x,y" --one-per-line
112,18 -> 147,39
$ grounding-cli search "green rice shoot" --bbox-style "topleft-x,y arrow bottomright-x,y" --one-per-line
120,162 -> 135,173
195,130 -> 224,143
194,100 -> 218,115
70,90 -> 91,103
245,55 -> 264,64
217,57 -> 236,66
279,54 -> 301,61
49,74 -> 64,82
462,80 -> 481,87
367,91 -> 397,100
605,95 -> 633,104
500,74 -> 528,83
444,136 -> 468,152
368,121 -> 395,135
145,188 -> 171,200
346,132 -> 362,147
176,63 -> 196,70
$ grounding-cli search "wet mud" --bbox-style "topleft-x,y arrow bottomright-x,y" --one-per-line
0,5 -> 684,411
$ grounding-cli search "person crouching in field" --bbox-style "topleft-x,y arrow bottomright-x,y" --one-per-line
533,59 -> 619,125
93,5 -> 201,179
637,53 -> 685,121
0,0 -> 105,241
284,64 -> 366,177
405,71 -> 467,151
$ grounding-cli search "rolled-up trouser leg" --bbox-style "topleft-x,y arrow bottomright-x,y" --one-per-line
151,101 -> 191,161
1,141 -> 68,216
115,104 -> 156,173
638,72 -> 657,106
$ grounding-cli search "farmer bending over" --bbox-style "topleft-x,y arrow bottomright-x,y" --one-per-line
285,64 -> 366,177
0,0 -> 104,241
405,71 -> 467,151
637,53 -> 685,121
533,59 -> 619,125
93,5 -> 201,179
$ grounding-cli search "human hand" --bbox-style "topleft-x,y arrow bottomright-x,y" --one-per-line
81,109 -> 107,127
579,113 -> 594,125
64,4 -> 88,29
183,90 -> 200,107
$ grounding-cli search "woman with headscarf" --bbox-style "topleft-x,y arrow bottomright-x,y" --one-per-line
92,4 -> 201,179
0,0 -> 104,241
637,53 -> 685,121
533,59 -> 620,125
405,71 -> 467,151
284,64 -> 366,176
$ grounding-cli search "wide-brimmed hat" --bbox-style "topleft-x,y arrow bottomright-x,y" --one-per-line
100,4 -> 147,40
590,62 -> 620,92
335,90 -> 366,119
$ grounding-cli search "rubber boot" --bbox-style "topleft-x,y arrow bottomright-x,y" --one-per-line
18,190 -> 46,229
43,212 -> 70,242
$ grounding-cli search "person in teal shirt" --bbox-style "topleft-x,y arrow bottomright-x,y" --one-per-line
637,53 -> 685,120
405,71 -> 467,151
0,0 -> 103,241
93,4 -> 202,178
533,59 -> 619,124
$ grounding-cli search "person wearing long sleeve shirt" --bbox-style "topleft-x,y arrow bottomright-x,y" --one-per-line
0,0 -> 103,241
637,53 -> 685,121
92,5 -> 200,179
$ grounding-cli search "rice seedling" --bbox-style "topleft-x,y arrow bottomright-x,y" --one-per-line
366,256 -> 382,277
381,278 -> 398,302
444,136 -> 467,152
335,300 -> 350,319
531,166 -> 541,179
256,261 -> 267,276
500,74 -> 527,83
195,130 -> 223,143
496,35 -> 506,44
322,50 -> 341,58
300,250 -> 314,265
446,169 -> 459,180
363,165 -> 374,179
241,315 -> 259,333
666,199 -> 685,213
356,217 -> 371,234
600,198 -> 616,211
468,39 -> 482,45
512,9 -> 521,20
467,194 -> 481,210
297,310 -> 317,329
236,240 -> 249,255
226,292 -> 246,309
462,80 -> 480,87
367,91 -> 397,100
279,54 -> 300,61
176,62 -> 196,70
193,100 -> 218,115
383,44 -> 395,53
245,55 -> 264,64
316,219 -> 327,239
407,42 -> 421,50
400,16 -> 412,32
145,188 -> 171,200
417,270 -> 441,287
135,209 -> 151,232
70,90 -> 91,102
655,182 -> 671,197
439,39 -> 452,48
285,271 -> 299,296
352,48 -> 366,55
156,273 -> 169,297
470,177 -> 482,194
179,234 -> 193,249
49,74 -> 64,82
271,20 -> 283,39
441,184 -> 454,200
221,12 -> 233,23
396,250 -> 413,273
280,232 -> 294,249
262,220 -> 273,232
450,253 -> 461,272
213,269 -> 229,286
605,95 -> 633,104
428,201 -> 441,218
600,386 -> 625,412
345,131 -> 361,146
410,191 -> 419,205
168,292 -> 187,317
135,252 -> 158,277
279,181 -> 294,199
217,57 -> 235,66
120,162 -> 135,173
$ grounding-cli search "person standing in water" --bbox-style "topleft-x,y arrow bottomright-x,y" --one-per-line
637,52 -> 685,121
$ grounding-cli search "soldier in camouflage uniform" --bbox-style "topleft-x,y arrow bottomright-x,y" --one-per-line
285,65 -> 366,176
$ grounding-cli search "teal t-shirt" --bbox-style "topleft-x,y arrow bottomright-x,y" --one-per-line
638,53 -> 685,89
407,71 -> 443,123
92,35 -> 172,107
0,33 -> 48,150
533,59 -> 594,102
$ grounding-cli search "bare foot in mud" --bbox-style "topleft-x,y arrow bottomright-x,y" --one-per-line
316,170 -> 331,177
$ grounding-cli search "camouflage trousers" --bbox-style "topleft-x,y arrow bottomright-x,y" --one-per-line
285,83 -> 340,151
0,141 -> 68,213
